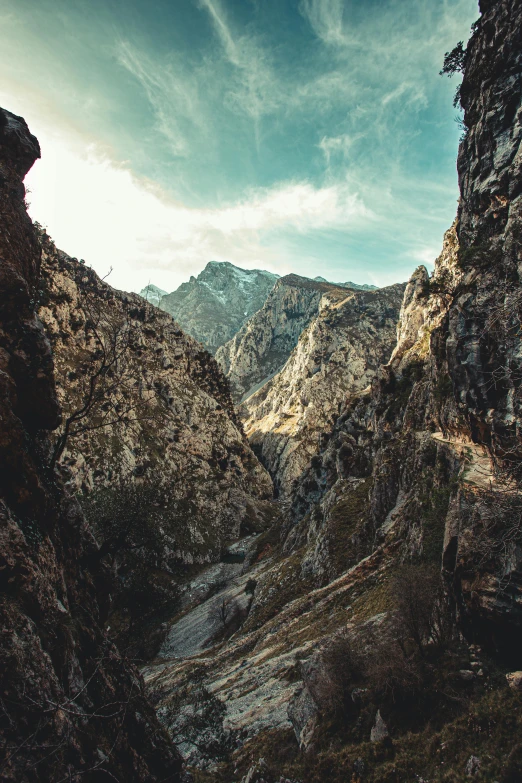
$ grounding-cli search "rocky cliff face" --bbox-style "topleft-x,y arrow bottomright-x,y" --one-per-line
451,0 -> 522,453
285,222 -> 463,581
0,109 -> 182,781
216,275 -> 353,401
443,0 -> 522,642
159,261 -> 279,353
286,0 -> 522,645
37,240 -> 273,569
242,283 -> 405,496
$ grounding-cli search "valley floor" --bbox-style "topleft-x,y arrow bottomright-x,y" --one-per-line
143,485 -> 522,782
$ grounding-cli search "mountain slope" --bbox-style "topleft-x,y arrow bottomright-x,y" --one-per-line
0,108 -> 182,782
314,275 -> 378,290
139,283 -> 167,306
159,261 -> 279,353
242,282 -> 405,496
37,239 -> 273,572
144,4 -> 522,780
216,274 -> 352,401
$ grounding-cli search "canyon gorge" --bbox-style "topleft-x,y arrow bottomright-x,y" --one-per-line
1,1 -> 522,781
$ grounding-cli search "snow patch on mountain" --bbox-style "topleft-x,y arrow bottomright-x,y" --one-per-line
158,261 -> 279,353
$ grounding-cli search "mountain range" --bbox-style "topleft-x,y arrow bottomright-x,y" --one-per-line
145,262 -> 278,353
138,265 -> 378,355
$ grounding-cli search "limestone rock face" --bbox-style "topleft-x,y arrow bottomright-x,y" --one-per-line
314,275 -> 378,290
444,0 -> 522,633
288,685 -> 318,750
0,107 -> 181,781
242,283 -> 405,496
216,274 -> 354,401
370,710 -> 389,743
390,222 -> 462,372
287,0 -> 522,637
37,240 -> 273,565
450,0 -> 522,451
159,261 -> 278,353
506,671 -> 522,690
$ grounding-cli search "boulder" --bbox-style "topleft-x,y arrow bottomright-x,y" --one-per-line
465,755 -> 481,776
370,710 -> 389,742
506,671 -> 522,691
288,685 -> 318,751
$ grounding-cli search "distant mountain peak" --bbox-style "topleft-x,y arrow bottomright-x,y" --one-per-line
144,263 -> 376,352
158,262 -> 279,353
138,284 -> 168,307
314,274 -> 377,290
202,260 -> 279,280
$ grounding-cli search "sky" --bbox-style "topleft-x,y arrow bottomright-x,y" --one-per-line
0,0 -> 478,294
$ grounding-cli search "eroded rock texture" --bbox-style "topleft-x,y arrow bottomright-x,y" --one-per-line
288,0 -> 522,644
216,275 -> 350,401
242,283 -> 405,497
144,5 -> 522,779
37,240 -> 273,566
159,261 -> 278,353
0,109 -> 182,780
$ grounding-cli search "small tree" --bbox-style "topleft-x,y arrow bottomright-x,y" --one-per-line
83,481 -> 165,567
440,42 -> 466,77
208,597 -> 243,641
392,564 -> 450,656
308,631 -> 366,715
440,41 -> 467,110
82,481 -> 180,653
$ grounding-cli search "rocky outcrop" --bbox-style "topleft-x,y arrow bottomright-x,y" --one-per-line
159,261 -> 278,353
314,275 -> 378,290
442,0 -> 522,642
389,221 -> 462,372
0,108 -> 182,781
450,0 -> 522,452
216,275 -> 356,401
242,283 -> 405,497
36,238 -> 273,568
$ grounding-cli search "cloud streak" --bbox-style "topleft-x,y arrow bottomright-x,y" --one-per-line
198,0 -> 283,139
23,120 -> 371,293
116,40 -> 207,157
299,0 -> 350,46
0,0 -> 479,294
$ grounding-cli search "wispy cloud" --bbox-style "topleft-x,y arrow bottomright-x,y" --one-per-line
299,0 -> 349,46
0,0 -> 478,292
116,40 -> 206,157
381,82 -> 427,109
198,0 -> 239,65
318,132 -> 365,167
23,119 -> 371,292
197,0 -> 282,142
